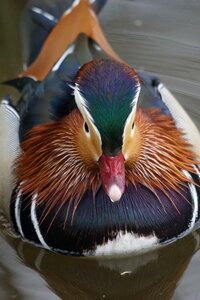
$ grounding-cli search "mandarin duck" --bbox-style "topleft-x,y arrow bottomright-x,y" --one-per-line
0,0 -> 200,256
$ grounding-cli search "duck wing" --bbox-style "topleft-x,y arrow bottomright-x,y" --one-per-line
138,71 -> 200,158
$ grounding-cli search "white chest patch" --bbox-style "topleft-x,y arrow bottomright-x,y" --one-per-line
91,231 -> 158,256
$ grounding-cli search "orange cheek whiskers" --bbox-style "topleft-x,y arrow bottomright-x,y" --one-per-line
124,107 -> 199,211
15,110 -> 100,228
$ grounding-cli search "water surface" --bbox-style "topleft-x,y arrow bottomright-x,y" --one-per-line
0,1 -> 200,299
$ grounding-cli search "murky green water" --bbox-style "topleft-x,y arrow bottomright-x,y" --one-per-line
0,0 -> 200,299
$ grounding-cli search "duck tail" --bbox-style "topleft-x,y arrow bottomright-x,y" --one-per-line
21,0 -> 120,80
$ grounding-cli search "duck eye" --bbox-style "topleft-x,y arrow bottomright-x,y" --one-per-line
84,122 -> 89,133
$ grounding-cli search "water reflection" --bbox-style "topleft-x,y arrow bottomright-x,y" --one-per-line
1,228 -> 200,300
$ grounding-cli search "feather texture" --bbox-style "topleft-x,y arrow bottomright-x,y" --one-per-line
15,106 -> 198,222
3,0 -> 200,255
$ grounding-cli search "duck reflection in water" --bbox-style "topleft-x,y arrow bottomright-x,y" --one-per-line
0,227 -> 199,300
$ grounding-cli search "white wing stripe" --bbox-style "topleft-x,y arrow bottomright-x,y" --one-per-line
15,189 -> 24,238
32,7 -> 57,21
182,169 -> 198,230
52,44 -> 75,71
194,165 -> 200,181
63,0 -> 80,16
31,194 -> 51,250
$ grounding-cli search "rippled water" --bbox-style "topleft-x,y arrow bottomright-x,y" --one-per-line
0,0 -> 200,299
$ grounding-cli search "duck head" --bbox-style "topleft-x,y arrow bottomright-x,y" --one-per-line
74,59 -> 141,202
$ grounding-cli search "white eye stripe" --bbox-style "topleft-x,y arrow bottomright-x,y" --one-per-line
73,84 -> 95,123
72,83 -> 102,144
131,83 -> 141,107
123,84 -> 141,141
72,82 -> 141,145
